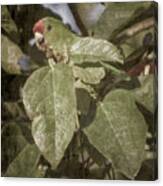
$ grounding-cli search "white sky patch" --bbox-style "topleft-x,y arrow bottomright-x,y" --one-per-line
86,3 -> 105,27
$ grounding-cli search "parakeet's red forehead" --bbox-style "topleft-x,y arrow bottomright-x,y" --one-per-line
33,19 -> 45,34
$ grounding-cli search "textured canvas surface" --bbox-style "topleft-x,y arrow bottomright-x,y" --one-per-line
1,1 -> 158,180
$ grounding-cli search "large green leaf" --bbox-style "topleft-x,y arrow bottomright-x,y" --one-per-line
23,64 -> 79,169
2,122 -> 44,177
5,144 -> 42,177
1,123 -> 28,174
70,37 -> 124,64
73,66 -> 105,84
84,89 -> 147,179
133,75 -> 155,113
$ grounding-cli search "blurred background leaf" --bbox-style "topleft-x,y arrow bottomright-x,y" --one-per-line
90,2 -> 152,40
5,144 -> 43,177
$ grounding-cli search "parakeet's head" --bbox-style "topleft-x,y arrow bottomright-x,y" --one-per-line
33,17 -> 76,51
33,17 -> 57,51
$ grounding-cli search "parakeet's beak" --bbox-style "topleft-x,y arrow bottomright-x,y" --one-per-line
29,33 -> 44,47
32,19 -> 46,50
34,32 -> 46,51
34,32 -> 45,44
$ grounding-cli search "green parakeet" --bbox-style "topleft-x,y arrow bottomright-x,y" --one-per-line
33,17 -> 124,65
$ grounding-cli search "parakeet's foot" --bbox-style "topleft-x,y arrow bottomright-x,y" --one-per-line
48,58 -> 56,70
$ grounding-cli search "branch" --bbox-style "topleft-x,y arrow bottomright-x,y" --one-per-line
116,17 -> 155,42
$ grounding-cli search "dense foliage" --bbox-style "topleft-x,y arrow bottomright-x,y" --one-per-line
1,2 -> 157,180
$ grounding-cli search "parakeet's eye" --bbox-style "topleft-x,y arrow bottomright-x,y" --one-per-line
47,25 -> 52,32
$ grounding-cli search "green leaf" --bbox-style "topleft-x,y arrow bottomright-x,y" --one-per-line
132,75 -> 155,113
73,66 -> 105,84
2,123 -> 44,178
75,79 -> 97,99
1,122 -> 28,174
1,34 -> 22,74
2,102 -> 26,119
23,64 -> 79,169
1,6 -> 19,42
84,89 -> 147,179
99,61 -> 130,81
5,144 -> 42,177
70,37 -> 124,64
76,88 -> 92,116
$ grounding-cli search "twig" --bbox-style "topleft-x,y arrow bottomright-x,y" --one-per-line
116,17 -> 155,42
85,158 -> 94,169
